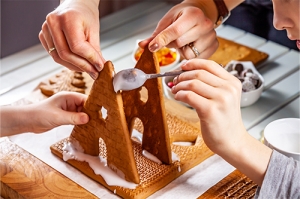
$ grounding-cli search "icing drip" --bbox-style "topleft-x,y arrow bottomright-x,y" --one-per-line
62,142 -> 137,189
133,130 -> 181,163
142,150 -> 162,164
178,165 -> 181,172
173,141 -> 194,146
131,129 -> 143,143
172,151 -> 180,162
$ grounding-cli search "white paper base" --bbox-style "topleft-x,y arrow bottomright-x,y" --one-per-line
9,126 -> 235,198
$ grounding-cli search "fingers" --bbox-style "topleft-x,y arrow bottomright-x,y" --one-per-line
62,112 -> 89,125
59,18 -> 105,71
139,4 -> 217,60
62,92 -> 89,125
54,91 -> 87,111
148,7 -> 201,52
180,59 -> 230,80
172,90 -> 210,113
174,68 -> 225,88
39,10 -> 104,80
52,92 -> 89,125
172,78 -> 218,100
39,24 -> 87,74
138,37 -> 154,49
171,67 -> 225,102
177,31 -> 219,59
171,59 -> 242,111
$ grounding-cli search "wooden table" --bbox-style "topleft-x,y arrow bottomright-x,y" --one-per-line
1,1 -> 299,198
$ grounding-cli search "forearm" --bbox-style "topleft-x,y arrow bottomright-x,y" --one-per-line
0,105 -> 35,137
219,132 -> 272,186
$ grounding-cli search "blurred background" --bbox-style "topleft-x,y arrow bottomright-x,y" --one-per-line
1,0 -> 297,59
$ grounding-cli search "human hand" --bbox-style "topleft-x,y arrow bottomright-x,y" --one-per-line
139,2 -> 218,60
171,59 -> 246,153
39,0 -> 105,80
28,91 -> 89,133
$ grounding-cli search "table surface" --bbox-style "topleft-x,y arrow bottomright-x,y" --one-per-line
1,1 -> 299,198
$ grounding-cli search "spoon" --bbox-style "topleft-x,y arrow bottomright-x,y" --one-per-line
113,68 -> 184,92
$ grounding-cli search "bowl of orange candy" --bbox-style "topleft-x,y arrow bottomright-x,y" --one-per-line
132,40 -> 180,73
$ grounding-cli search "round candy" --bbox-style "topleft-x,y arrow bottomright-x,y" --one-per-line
167,81 -> 174,88
242,79 -> 256,92
233,63 -> 244,75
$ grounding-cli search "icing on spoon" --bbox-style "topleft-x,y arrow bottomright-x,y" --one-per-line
113,68 -> 184,93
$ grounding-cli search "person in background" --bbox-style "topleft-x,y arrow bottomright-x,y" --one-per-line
170,0 -> 299,198
0,92 -> 89,137
224,0 -> 298,50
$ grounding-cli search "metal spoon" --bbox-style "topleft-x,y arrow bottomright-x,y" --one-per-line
113,68 -> 184,92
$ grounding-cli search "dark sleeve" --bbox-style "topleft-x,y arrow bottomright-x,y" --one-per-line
255,150 -> 300,199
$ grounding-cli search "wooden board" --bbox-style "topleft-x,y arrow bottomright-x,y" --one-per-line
0,138 -> 98,199
209,37 -> 269,66
1,136 -> 257,199
198,170 -> 257,199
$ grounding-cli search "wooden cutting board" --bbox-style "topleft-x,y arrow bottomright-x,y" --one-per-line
0,137 -> 98,199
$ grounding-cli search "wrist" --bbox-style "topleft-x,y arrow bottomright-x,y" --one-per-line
0,105 -> 34,136
212,0 -> 231,28
182,0 -> 219,27
219,131 -> 272,186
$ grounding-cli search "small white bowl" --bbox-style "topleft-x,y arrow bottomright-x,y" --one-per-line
263,118 -> 300,161
225,61 -> 264,107
132,40 -> 180,73
162,62 -> 191,107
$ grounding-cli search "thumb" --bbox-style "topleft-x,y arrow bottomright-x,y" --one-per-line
61,112 -> 89,125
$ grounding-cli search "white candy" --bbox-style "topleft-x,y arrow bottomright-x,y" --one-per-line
242,79 -> 256,92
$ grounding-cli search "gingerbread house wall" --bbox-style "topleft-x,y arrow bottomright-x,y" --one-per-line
122,47 -> 172,164
70,61 -> 140,183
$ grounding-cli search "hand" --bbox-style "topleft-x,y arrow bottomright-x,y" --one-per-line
171,59 -> 245,153
139,2 -> 218,60
39,0 -> 105,80
171,60 -> 273,186
29,91 -> 89,133
0,91 -> 89,137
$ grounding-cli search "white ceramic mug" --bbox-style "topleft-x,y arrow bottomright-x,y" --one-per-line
264,118 -> 300,161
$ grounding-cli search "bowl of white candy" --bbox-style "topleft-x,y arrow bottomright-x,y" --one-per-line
225,61 -> 264,107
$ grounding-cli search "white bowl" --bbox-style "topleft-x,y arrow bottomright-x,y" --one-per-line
263,118 -> 300,161
162,62 -> 191,107
225,61 -> 264,107
132,40 -> 180,73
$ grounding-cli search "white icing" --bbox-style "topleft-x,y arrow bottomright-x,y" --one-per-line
178,165 -> 181,172
131,129 -> 143,143
172,141 -> 194,146
62,142 -> 137,189
142,150 -> 162,164
113,68 -> 147,93
100,107 -> 107,119
132,130 -> 181,163
171,151 -> 180,162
